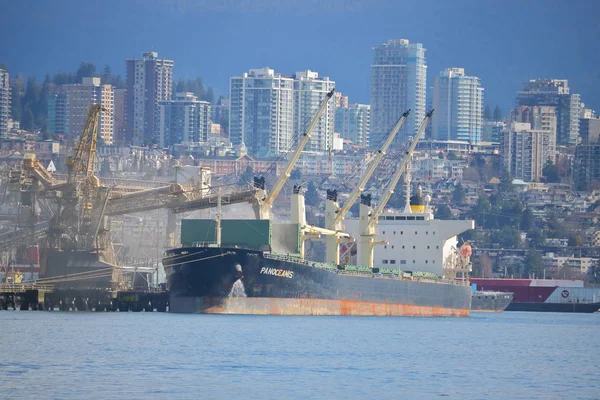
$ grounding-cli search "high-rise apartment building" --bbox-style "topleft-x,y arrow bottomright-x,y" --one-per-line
126,52 -> 174,145
113,88 -> 127,145
158,92 -> 211,148
229,67 -> 294,157
371,39 -> 427,144
335,104 -> 370,147
293,70 -> 336,152
48,77 -> 114,144
0,68 -> 10,139
335,92 -> 348,108
509,105 -> 557,158
579,115 -> 600,145
502,122 -> 552,182
482,121 -> 505,143
574,144 -> 600,190
431,68 -> 483,143
516,79 -> 580,146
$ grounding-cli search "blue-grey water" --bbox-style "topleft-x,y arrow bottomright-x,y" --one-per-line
0,311 -> 598,400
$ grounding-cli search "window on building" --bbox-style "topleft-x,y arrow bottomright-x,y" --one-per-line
382,260 -> 389,264
401,260 -> 407,265
390,260 -> 396,264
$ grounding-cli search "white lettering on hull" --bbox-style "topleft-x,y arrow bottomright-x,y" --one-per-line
259,267 -> 294,279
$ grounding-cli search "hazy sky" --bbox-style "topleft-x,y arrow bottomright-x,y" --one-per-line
2,0 -> 599,112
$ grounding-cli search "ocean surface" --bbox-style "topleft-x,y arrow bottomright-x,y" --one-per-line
0,311 -> 598,400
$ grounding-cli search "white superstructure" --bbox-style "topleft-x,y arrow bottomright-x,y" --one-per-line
343,197 -> 474,276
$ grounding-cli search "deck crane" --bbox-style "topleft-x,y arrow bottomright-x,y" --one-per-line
323,109 -> 411,264
252,89 -> 335,220
357,109 -> 434,268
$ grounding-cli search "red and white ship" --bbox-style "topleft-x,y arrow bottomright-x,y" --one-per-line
470,278 -> 600,313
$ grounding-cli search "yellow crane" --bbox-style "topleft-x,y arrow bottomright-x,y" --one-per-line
253,89 -> 335,220
357,110 -> 434,268
323,110 -> 411,264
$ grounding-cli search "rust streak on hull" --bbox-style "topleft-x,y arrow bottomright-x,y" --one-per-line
171,296 -> 470,317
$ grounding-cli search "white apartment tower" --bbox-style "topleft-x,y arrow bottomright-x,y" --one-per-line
126,52 -> 174,145
229,67 -> 294,157
371,39 -> 427,145
432,68 -> 484,143
48,77 -> 114,144
0,68 -> 10,139
159,92 -> 211,148
293,70 -> 336,152
509,105 -> 557,158
502,122 -> 552,182
335,104 -> 370,147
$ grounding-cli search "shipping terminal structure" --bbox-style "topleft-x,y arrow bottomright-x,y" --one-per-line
164,91 -> 474,316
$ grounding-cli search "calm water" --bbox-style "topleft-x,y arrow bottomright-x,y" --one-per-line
0,311 -> 598,400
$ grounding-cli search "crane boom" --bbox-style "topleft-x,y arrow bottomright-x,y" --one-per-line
332,109 -> 410,226
368,109 -> 433,230
255,89 -> 334,219
66,104 -> 103,182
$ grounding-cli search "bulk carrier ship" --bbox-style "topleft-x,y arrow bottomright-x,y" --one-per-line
163,92 -> 472,316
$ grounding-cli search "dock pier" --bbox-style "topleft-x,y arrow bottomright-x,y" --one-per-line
0,286 -> 169,312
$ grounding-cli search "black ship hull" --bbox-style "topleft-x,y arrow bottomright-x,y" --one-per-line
471,291 -> 513,312
506,302 -> 600,313
163,247 -> 471,316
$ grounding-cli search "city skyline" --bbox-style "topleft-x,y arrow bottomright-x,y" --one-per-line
2,0 -> 599,114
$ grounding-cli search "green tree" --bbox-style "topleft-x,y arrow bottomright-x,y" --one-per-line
493,105 -> 502,122
305,181 -> 320,207
175,79 -> 186,93
290,168 -> 302,180
542,160 -> 560,183
10,74 -> 24,122
21,105 -> 35,131
101,65 -> 112,82
452,183 -> 466,203
447,150 -> 459,160
472,195 -> 491,228
76,62 -> 97,81
438,152 -> 445,159
523,249 -> 543,278
238,166 -> 254,186
491,226 -> 521,248
483,104 -> 492,121
499,169 -> 514,193
434,204 -> 454,220
520,207 -> 535,232
527,227 -> 544,248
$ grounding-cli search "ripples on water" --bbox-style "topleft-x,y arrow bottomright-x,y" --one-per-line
0,311 -> 598,399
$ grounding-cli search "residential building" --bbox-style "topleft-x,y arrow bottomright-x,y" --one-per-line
113,88 -> 126,145
293,70 -> 336,152
335,92 -> 348,108
335,104 -> 370,147
158,92 -> 211,148
516,79 -> 580,146
502,122 -> 552,182
48,77 -> 115,144
371,39 -> 427,145
482,121 -> 505,143
542,253 -> 598,275
509,105 -> 557,158
229,67 -> 294,157
574,144 -> 600,191
579,115 -> 600,144
126,51 -> 174,145
0,68 -> 10,139
431,68 -> 483,143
